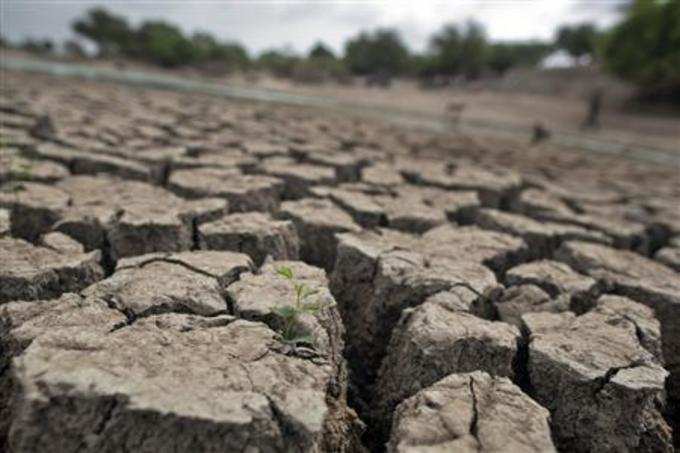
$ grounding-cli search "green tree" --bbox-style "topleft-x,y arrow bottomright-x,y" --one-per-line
410,54 -> 440,78
603,0 -> 680,101
429,21 -> 488,79
258,49 -> 300,78
190,31 -> 220,62
459,21 -> 487,79
213,42 -> 250,69
430,24 -> 463,76
72,8 -> 249,70
486,44 -> 514,74
487,42 -> 553,75
72,8 -> 133,57
555,23 -> 598,58
344,29 -> 410,75
191,32 -> 250,70
309,41 -> 335,60
295,41 -> 348,84
135,21 -> 196,67
20,38 -> 54,54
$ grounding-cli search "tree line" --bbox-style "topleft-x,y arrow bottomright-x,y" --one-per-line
2,0 -> 678,101
0,7 -> 592,78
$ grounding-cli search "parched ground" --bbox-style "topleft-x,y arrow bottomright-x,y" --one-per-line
247,74 -> 680,155
1,69 -> 679,452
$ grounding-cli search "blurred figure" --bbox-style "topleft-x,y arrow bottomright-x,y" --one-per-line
582,88 -> 603,129
445,101 -> 465,127
531,122 -> 551,144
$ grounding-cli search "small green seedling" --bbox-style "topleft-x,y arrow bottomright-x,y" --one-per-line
273,265 -> 334,348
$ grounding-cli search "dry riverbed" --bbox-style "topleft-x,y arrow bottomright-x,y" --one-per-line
1,69 -> 679,452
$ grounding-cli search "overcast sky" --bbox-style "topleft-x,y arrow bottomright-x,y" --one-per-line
2,1 -> 625,55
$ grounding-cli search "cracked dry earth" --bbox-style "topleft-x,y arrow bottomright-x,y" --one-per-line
1,70 -> 679,453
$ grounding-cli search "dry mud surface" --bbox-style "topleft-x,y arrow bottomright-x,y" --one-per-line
1,69 -> 679,452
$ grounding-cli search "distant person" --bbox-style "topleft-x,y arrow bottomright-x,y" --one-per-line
445,102 -> 465,127
582,88 -> 603,129
531,122 -> 551,144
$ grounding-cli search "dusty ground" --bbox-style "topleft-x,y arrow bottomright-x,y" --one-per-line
1,68 -> 679,452
246,76 -> 680,155
4,49 -> 679,155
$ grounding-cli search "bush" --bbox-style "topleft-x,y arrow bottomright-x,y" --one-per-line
191,32 -> 249,72
487,42 -> 553,75
258,49 -> 300,78
135,22 -> 196,67
344,29 -> 410,76
602,0 -> 680,103
72,8 -> 133,57
309,42 -> 335,60
20,39 -> 54,55
428,21 -> 488,80
291,59 -> 326,84
291,57 -> 351,85
555,23 -> 598,58
72,8 -> 250,70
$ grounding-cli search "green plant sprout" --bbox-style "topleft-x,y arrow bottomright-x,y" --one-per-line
273,265 -> 334,348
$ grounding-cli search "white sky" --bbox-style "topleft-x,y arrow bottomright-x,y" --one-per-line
1,1 -> 625,55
